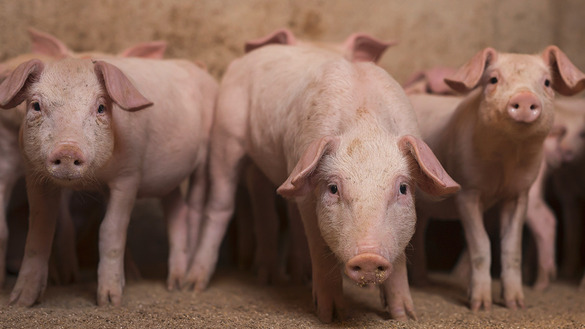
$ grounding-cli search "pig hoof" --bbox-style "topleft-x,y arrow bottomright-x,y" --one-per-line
470,299 -> 492,312
97,286 -> 123,306
504,298 -> 525,310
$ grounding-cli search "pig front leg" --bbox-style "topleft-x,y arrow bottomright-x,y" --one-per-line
499,194 -> 527,309
97,182 -> 138,306
9,181 -> 60,306
162,187 -> 189,290
457,190 -> 492,311
380,253 -> 416,320
298,198 -> 344,323
185,161 -> 207,263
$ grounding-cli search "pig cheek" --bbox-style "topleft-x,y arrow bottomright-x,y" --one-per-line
315,194 -> 346,261
89,115 -> 114,169
23,112 -> 53,169
391,193 -> 416,257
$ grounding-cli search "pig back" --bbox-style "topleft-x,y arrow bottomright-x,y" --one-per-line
222,45 -> 417,185
98,58 -> 217,197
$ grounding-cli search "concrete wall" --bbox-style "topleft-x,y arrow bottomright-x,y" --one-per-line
1,0 -> 584,83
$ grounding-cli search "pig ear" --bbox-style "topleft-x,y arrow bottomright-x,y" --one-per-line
445,47 -> 498,94
343,33 -> 395,63
398,135 -> 460,196
119,41 -> 168,59
542,45 -> 585,96
244,29 -> 297,53
28,28 -> 71,58
277,136 -> 340,198
94,61 -> 153,111
0,59 -> 44,109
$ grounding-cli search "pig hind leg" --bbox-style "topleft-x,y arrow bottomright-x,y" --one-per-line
184,132 -> 247,291
162,187 -> 189,290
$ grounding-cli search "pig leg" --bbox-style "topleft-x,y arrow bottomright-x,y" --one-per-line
97,182 -> 138,306
409,213 -> 430,286
457,190 -> 492,311
380,253 -> 416,320
162,187 -> 189,291
184,136 -> 246,291
297,198 -> 344,323
525,197 -> 556,291
49,189 -> 80,285
9,181 -> 60,306
286,202 -> 311,284
185,162 -> 207,262
246,164 -> 284,284
499,194 -> 527,309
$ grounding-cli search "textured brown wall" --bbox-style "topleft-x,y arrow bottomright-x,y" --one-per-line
1,0 -> 584,83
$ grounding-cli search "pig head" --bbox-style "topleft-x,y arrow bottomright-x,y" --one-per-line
277,132 -> 459,286
0,58 -> 151,188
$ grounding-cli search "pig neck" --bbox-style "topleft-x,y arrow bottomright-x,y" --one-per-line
446,89 -> 544,200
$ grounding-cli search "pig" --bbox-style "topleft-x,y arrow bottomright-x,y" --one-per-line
549,97 -> 585,287
237,29 -> 395,285
183,39 -> 459,322
402,67 -> 459,95
0,56 -> 217,306
0,29 -> 169,287
408,46 -> 585,311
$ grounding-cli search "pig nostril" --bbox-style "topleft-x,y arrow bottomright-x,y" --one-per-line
513,104 -> 519,109
74,160 -> 81,166
377,266 -> 385,272
352,266 -> 361,272
530,105 -> 537,110
54,159 -> 61,165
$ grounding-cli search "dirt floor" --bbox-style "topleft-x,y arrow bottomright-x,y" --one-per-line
0,269 -> 583,328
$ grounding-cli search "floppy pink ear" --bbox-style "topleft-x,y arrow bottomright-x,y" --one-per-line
277,136 -> 340,198
542,45 -> 585,96
0,59 -> 44,109
93,61 -> 153,111
398,135 -> 460,196
244,28 -> 297,53
342,33 -> 395,63
445,47 -> 498,94
119,41 -> 168,59
28,28 -> 71,59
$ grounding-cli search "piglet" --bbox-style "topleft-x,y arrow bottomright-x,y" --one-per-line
0,29 -> 169,287
0,56 -> 217,306
408,46 -> 585,311
184,38 -> 459,322
238,29 -> 395,285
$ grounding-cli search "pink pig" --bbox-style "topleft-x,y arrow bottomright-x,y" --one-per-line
0,29 -> 169,287
408,46 -> 585,311
236,29 -> 395,285
0,55 -> 217,306
184,38 -> 459,322
548,97 -> 585,288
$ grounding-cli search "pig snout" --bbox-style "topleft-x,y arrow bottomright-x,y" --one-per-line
345,253 -> 391,286
507,92 -> 542,123
47,143 -> 87,179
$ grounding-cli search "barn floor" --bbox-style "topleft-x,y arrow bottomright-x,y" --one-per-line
0,270 -> 583,328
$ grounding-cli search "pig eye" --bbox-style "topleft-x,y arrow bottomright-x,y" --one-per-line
328,184 -> 338,194
489,77 -> 498,84
399,184 -> 407,195
544,79 -> 551,87
97,104 -> 105,114
32,102 -> 41,112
